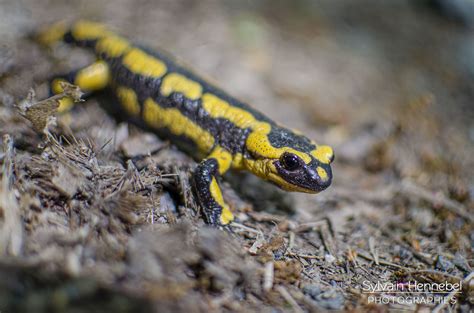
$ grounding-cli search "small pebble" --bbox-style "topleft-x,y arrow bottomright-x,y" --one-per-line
324,254 -> 336,263
453,252 -> 472,273
303,284 -> 345,310
435,255 -> 455,272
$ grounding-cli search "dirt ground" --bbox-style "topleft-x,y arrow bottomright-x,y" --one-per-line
0,0 -> 473,312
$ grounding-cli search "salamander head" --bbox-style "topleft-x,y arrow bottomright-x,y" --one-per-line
268,146 -> 333,193
245,126 -> 334,193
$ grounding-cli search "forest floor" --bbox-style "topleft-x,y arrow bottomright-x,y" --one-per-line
0,0 -> 473,312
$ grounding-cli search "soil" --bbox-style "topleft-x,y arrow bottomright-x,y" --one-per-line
0,1 -> 473,312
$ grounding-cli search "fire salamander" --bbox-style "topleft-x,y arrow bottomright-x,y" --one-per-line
37,21 -> 334,226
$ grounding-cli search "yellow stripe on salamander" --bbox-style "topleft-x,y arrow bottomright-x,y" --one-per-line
311,145 -> 333,164
208,146 -> 233,175
74,61 -> 110,91
117,86 -> 140,116
209,177 -> 234,225
160,73 -> 203,100
123,48 -> 168,78
143,98 -> 215,153
96,36 -> 130,57
201,93 -> 255,129
51,61 -> 110,113
201,93 -> 311,164
316,166 -> 328,181
72,20 -> 111,41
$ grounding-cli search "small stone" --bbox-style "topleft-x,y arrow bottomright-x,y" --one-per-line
324,254 -> 336,263
453,252 -> 472,273
159,192 -> 177,214
435,255 -> 455,272
120,133 -> 164,158
303,284 -> 345,310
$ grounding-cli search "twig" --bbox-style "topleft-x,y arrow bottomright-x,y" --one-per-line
248,231 -> 266,254
294,220 -> 326,233
357,250 -> 406,269
276,285 -> 304,313
287,252 -> 323,260
1,134 -> 14,188
319,222 -> 337,258
368,237 -> 379,265
247,211 -> 286,223
230,222 -> 262,234
263,261 -> 274,292
288,231 -> 295,252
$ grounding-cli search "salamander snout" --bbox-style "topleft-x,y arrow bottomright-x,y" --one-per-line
272,151 -> 333,193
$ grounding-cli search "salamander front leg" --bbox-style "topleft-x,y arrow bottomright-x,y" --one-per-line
49,60 -> 111,112
194,158 -> 234,226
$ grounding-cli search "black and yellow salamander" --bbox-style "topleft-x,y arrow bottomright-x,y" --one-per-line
37,20 -> 334,226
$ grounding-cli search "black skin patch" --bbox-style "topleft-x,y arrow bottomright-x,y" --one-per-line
267,125 -> 316,152
64,31 -> 97,49
193,158 -> 223,225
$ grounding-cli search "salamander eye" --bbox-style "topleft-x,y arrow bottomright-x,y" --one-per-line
280,153 -> 301,171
